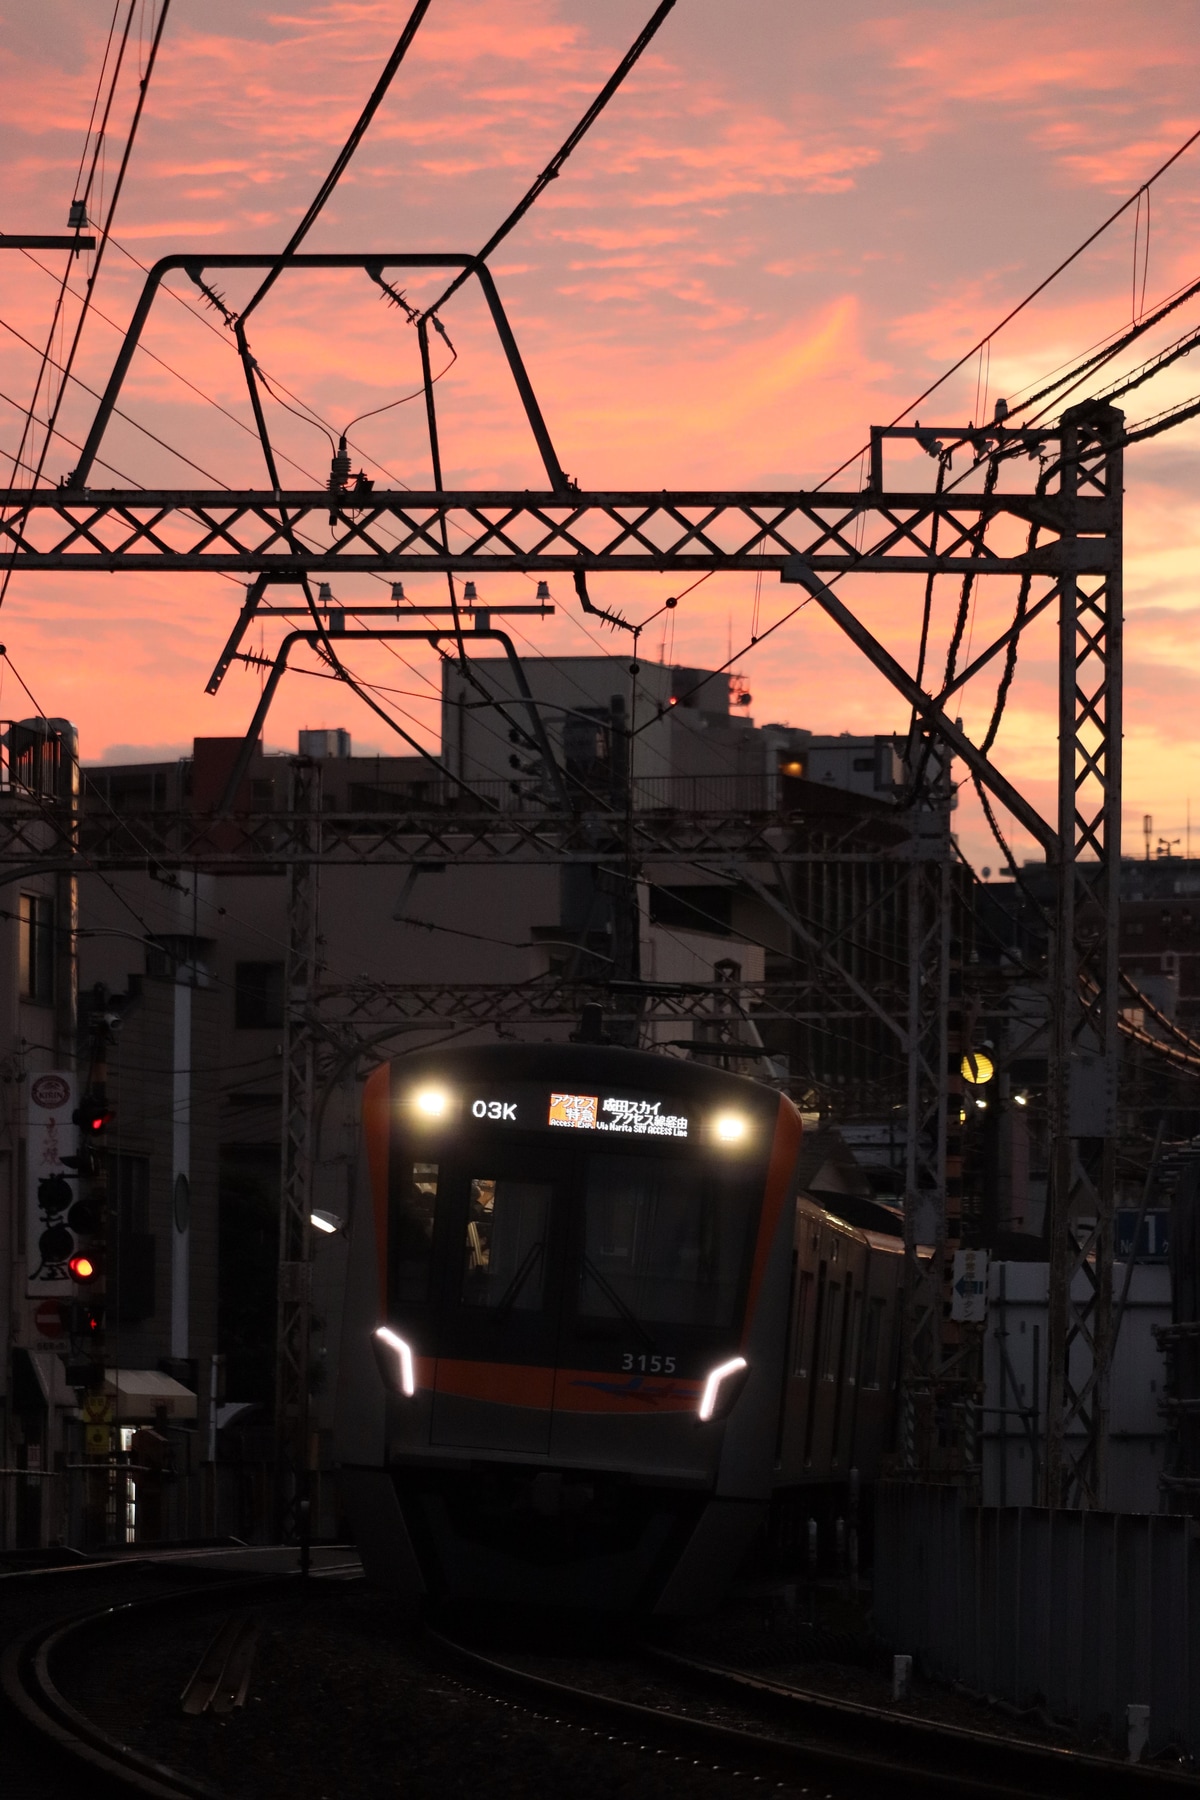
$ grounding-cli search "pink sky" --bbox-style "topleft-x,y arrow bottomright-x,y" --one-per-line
2,0 -> 1199,866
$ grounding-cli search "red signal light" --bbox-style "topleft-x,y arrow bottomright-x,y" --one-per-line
68,1253 -> 99,1285
73,1094 -> 113,1136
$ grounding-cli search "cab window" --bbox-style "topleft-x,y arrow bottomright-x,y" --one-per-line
461,1177 -> 550,1312
579,1152 -> 756,1328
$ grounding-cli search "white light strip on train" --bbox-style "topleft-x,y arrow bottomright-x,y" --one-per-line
697,1356 -> 749,1422
375,1326 -> 416,1397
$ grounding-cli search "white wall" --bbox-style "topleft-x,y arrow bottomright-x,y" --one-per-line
981,1259 -> 1170,1512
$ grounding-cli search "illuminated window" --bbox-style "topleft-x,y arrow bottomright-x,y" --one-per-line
461,1177 -> 549,1312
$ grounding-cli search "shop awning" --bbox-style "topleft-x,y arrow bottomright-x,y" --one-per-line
104,1369 -> 197,1422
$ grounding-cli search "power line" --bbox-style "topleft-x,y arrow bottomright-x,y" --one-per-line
238,0 -> 433,326
422,0 -> 677,322
0,308 -> 228,485
28,0 -> 170,502
815,116 -> 1200,490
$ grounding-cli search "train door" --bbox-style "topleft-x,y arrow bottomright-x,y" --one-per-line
427,1135 -> 573,1454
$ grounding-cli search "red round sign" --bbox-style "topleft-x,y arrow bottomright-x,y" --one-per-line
34,1299 -> 65,1339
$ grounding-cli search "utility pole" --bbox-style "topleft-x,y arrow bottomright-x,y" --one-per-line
275,756 -> 319,1563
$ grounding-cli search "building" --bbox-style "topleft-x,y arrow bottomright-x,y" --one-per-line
2,657 -> 925,1545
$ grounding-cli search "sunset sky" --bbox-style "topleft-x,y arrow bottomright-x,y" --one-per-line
1,0 -> 1199,868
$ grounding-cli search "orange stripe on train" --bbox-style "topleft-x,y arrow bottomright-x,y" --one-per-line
432,1359 -> 699,1413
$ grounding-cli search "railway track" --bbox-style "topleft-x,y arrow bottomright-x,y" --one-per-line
3,1553 -> 1196,1800
0,1549 -> 316,1799
429,1626 -> 1199,1800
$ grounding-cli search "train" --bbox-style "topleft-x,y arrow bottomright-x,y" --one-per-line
334,1042 -> 905,1614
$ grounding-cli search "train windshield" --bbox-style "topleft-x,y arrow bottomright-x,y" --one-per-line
460,1177 -> 550,1313
579,1150 -> 757,1329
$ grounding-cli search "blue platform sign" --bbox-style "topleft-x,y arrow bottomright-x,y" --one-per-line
1116,1211 -> 1170,1261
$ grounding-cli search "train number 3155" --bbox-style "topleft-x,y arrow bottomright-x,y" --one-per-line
621,1354 -> 676,1373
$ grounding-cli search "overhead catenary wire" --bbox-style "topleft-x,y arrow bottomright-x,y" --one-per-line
237,0 -> 433,327
29,0 -> 170,501
6,2 -> 131,498
815,116 -> 1200,491
420,0 -> 677,324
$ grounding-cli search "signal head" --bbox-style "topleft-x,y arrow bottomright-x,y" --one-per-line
39,1222 -> 74,1263
73,1094 -> 113,1136
68,1252 -> 100,1285
37,1174 -> 74,1214
66,1196 -> 102,1235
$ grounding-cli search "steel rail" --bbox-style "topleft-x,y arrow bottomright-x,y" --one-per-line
0,1561 -> 302,1798
644,1647 -> 1193,1795
427,1629 -> 1195,1800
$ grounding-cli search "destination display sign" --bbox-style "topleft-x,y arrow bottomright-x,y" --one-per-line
463,1086 -> 691,1140
549,1092 -> 688,1138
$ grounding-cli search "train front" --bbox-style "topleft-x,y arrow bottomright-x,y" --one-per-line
335,1044 -> 801,1614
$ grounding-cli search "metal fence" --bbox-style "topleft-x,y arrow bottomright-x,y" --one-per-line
1,1460 -> 342,1552
874,1483 -> 1200,1754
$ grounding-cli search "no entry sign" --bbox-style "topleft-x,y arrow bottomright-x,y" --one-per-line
34,1299 -> 65,1339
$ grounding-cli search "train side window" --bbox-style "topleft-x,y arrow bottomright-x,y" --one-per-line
392,1162 -> 440,1304
820,1281 -> 842,1379
793,1270 -> 814,1376
461,1177 -> 550,1312
846,1290 -> 862,1386
861,1297 -> 886,1388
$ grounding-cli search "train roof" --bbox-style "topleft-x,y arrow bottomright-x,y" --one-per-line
384,1040 -> 797,1111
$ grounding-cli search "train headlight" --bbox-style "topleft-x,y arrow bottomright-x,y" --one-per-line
413,1086 -> 450,1120
713,1113 -> 747,1144
697,1355 -> 749,1422
373,1326 -> 416,1398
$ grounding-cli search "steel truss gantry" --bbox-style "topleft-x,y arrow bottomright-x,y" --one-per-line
0,388 -> 1124,1506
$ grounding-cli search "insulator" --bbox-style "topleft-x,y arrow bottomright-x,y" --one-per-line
328,437 -> 351,492
536,580 -> 550,601
391,582 -> 406,603
463,581 -> 478,603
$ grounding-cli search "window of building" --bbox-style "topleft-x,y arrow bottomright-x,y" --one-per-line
111,1153 -> 155,1323
19,893 -> 54,1003
234,961 -> 284,1029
